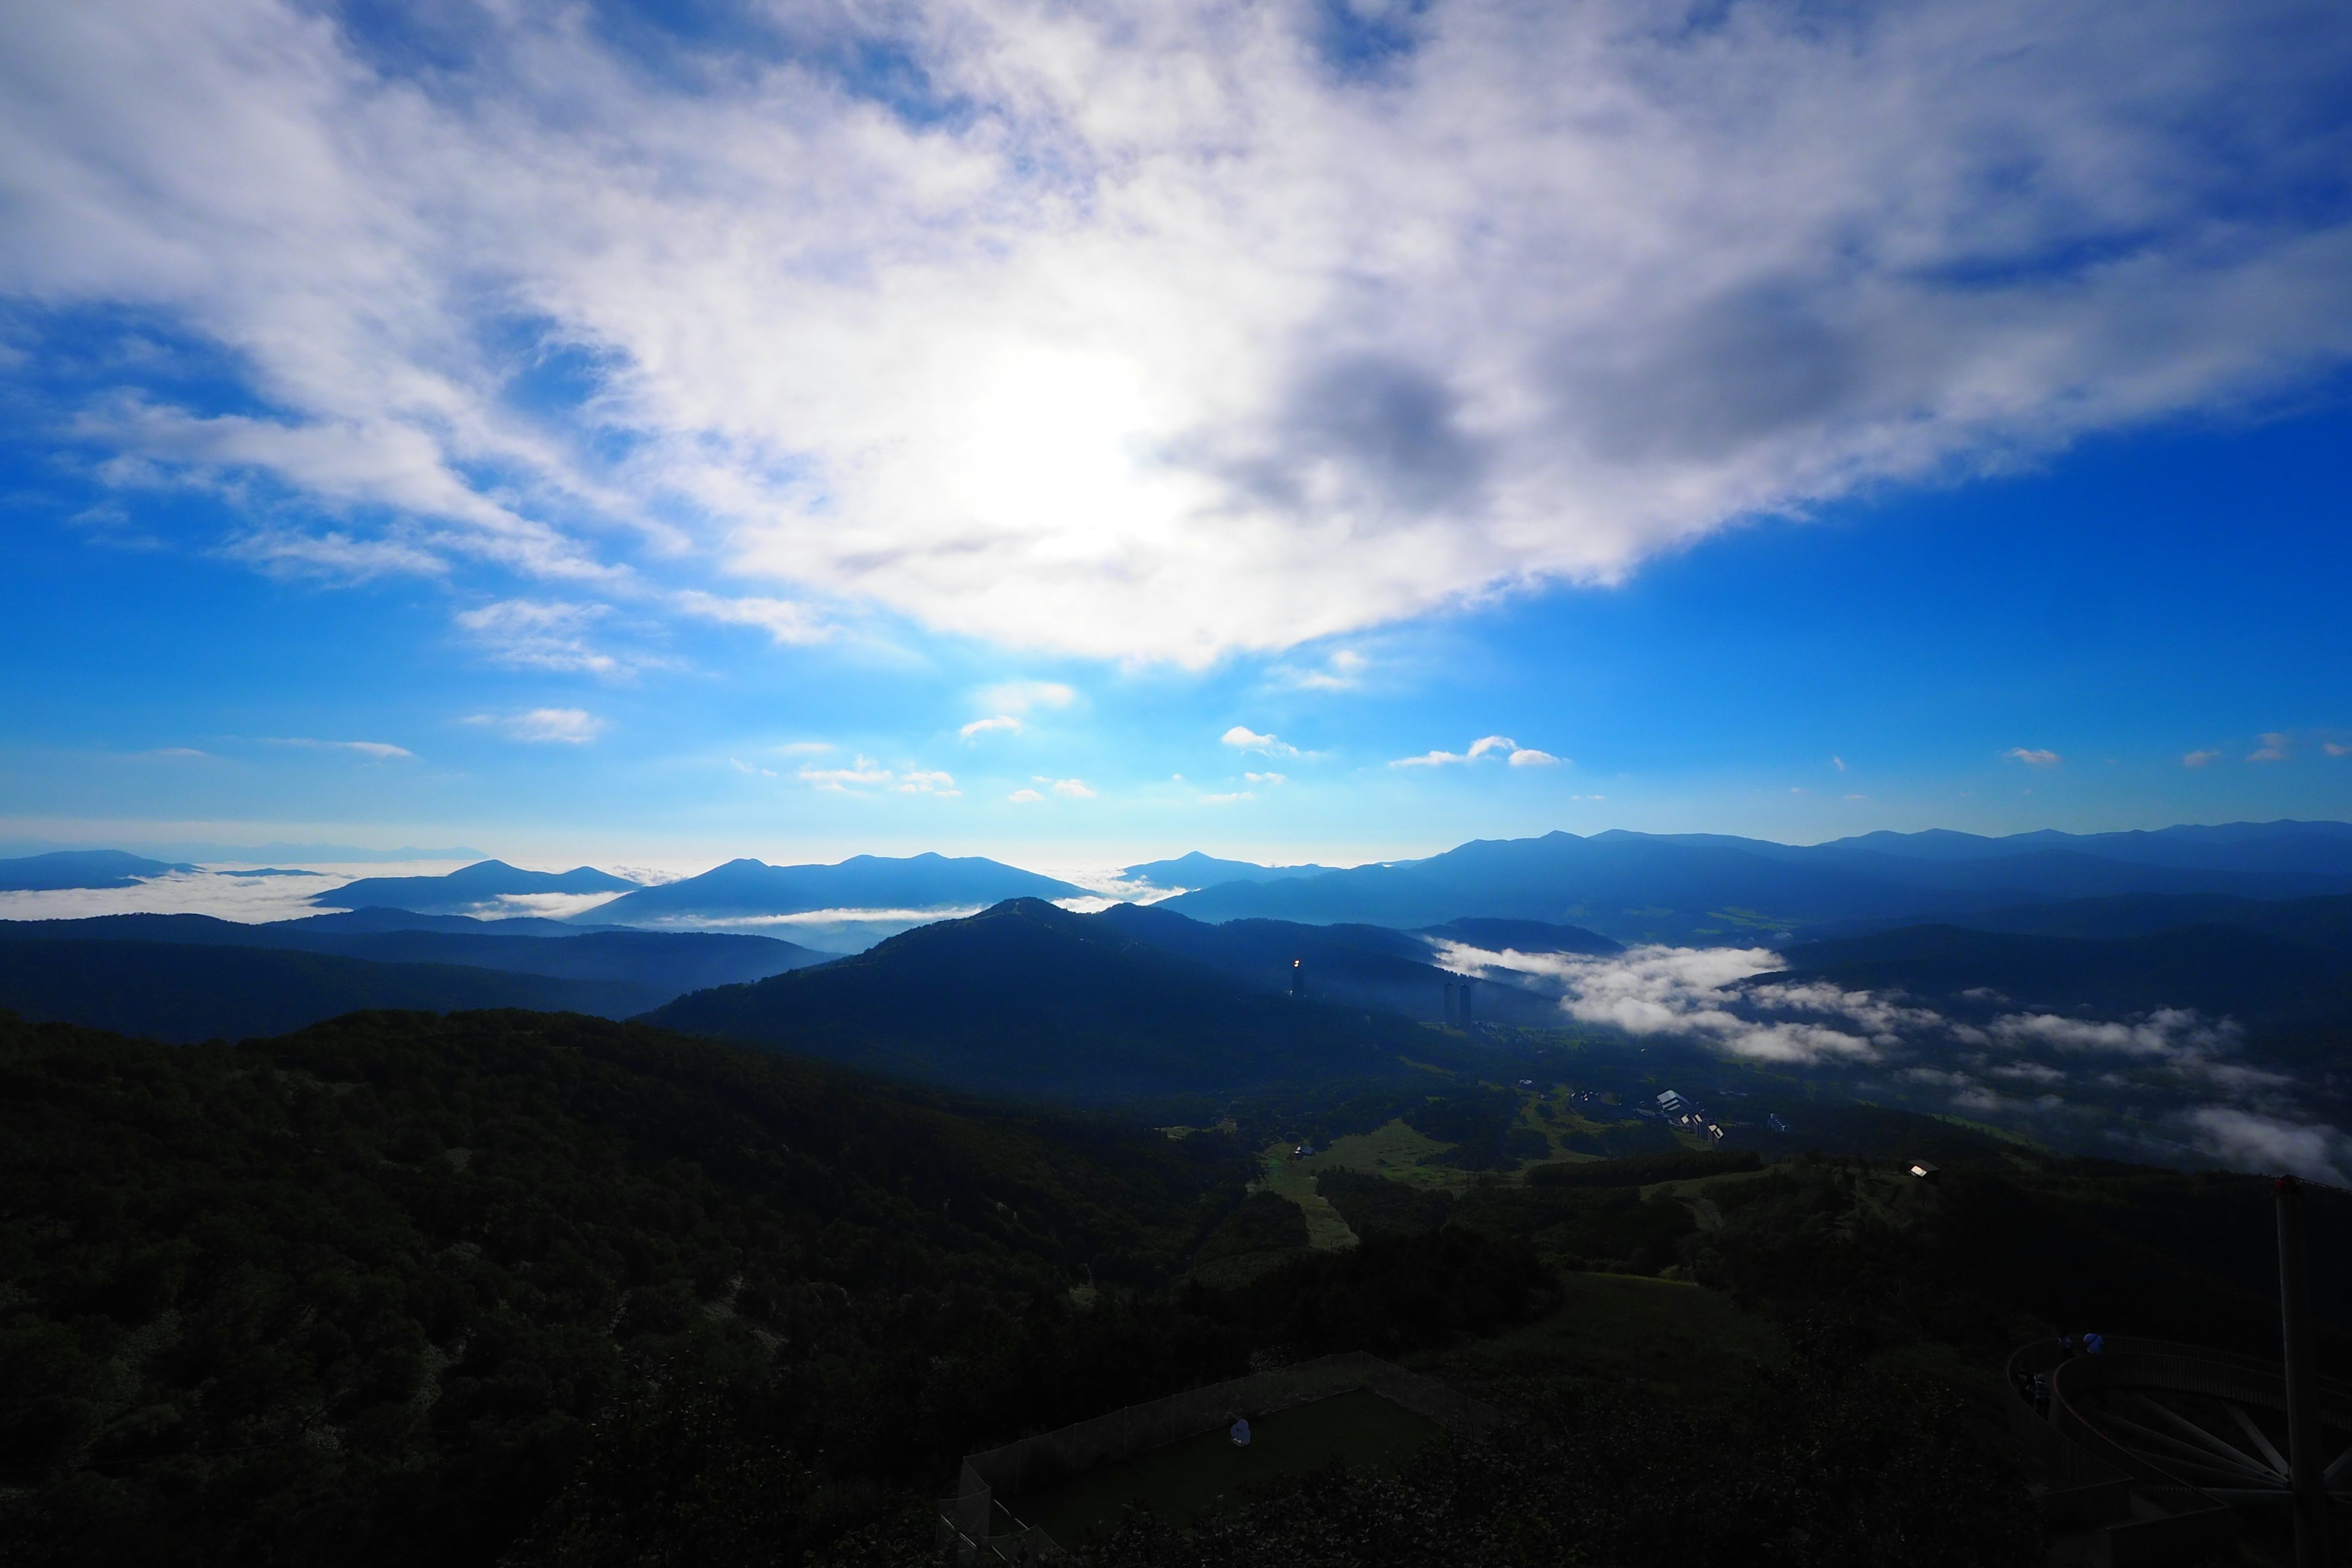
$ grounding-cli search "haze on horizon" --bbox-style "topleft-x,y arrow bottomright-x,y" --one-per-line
2,0 -> 2348,858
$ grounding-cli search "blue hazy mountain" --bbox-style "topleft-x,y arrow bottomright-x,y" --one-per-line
1158,824 -> 2352,941
0,911 -> 827,1003
0,941 -> 667,1041
1799,892 -> 2352,953
642,898 -> 1425,1104
589,852 -> 1086,928
317,859 -> 640,914
1770,922 -> 2352,1051
1119,851 -> 1348,891
0,849 -> 195,890
1091,904 -> 1610,1025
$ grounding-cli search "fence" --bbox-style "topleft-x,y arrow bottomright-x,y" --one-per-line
939,1352 -> 1499,1552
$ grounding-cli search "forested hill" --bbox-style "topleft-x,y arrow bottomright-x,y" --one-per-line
643,898 -> 1430,1104
0,1008 -> 1256,1564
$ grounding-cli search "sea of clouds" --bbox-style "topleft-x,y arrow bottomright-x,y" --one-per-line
1433,939 -> 2352,1185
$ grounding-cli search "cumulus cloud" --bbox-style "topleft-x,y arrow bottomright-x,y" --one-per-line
1392,734 -> 1558,767
268,736 -> 414,760
2182,748 -> 2222,768
2248,732 -> 2291,762
1036,775 -> 1095,798
1245,771 -> 1286,786
960,715 -> 1022,740
9,0 -> 2350,663
2006,747 -> 2063,768
1007,787 -> 1044,803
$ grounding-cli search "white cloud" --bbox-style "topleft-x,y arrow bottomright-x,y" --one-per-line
1038,775 -> 1095,798
2248,731 -> 2291,762
2006,747 -> 2063,768
2182,748 -> 2222,768
2185,1107 -> 2351,1186
979,682 -> 1076,715
2326,742 -> 2351,758
502,708 -> 605,744
1007,787 -> 1044,802
10,0 -> 2349,663
774,741 -> 832,756
1392,734 -> 1557,767
1832,755 -> 1847,772
672,591 -> 832,646
1245,771 -> 1286,786
799,755 -> 957,795
268,737 -> 414,760
1204,791 -> 1255,804
1223,726 -> 1302,758
728,755 -> 777,777
454,599 -> 622,675
1275,648 -> 1368,691
960,715 -> 1022,740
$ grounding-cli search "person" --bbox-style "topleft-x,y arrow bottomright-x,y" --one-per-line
1230,1417 -> 1251,1447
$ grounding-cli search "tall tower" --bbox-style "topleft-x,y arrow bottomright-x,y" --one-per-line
1443,981 -> 1457,1024
1458,978 -> 1475,1027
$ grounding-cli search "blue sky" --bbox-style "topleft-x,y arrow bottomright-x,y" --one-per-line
2,0 -> 2348,869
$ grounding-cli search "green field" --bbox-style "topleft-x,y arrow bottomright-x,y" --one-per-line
1412,1268 -> 1787,1403
1007,1390 -> 1443,1545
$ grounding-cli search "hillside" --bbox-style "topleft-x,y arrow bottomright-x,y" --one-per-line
1770,922 -> 2352,1032
0,1008 -> 1253,1565
0,848 -> 194,890
0,911 -> 828,995
644,899 -> 1430,1104
0,940 -> 666,1039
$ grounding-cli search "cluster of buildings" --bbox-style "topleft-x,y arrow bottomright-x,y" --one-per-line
1653,1089 -> 1727,1143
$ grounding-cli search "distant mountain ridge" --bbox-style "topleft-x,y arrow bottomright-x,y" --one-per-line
1158,823 -> 2352,942
0,849 -> 195,891
588,852 -> 1086,929
319,859 -> 640,914
1119,851 -> 1347,890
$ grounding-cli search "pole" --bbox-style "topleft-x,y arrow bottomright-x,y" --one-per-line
2276,1174 -> 2329,1568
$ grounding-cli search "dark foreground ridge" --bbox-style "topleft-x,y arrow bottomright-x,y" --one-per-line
6,1001 -> 2351,1566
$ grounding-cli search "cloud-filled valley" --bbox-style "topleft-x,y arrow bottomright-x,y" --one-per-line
1434,937 -> 2352,1185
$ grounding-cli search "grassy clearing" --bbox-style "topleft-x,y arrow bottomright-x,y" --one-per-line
1253,1145 -> 1360,1250
1409,1270 -> 1786,1405
1008,1389 -> 1442,1545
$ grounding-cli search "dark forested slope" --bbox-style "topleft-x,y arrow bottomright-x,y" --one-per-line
0,1008 -> 1250,1565
644,899 -> 1427,1104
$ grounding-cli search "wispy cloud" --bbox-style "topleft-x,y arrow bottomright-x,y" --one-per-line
1245,771 -> 1286,786
2326,742 -> 2351,758
1832,755 -> 1847,772
465,709 -> 605,744
2005,747 -> 2063,768
2248,732 -> 2291,762
1036,775 -> 1095,799
799,756 -> 957,796
979,682 -> 1076,715
455,599 -> 622,676
268,737 -> 414,760
1273,649 -> 1368,691
2182,748 -> 2222,768
672,591 -> 832,647
960,715 -> 1022,740
2185,1107 -> 2350,1187
1223,726 -> 1302,758
1008,787 -> 1044,803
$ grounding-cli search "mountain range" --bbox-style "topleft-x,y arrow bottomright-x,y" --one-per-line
1158,823 -> 2352,941
0,848 -> 196,890
320,858 -> 642,914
